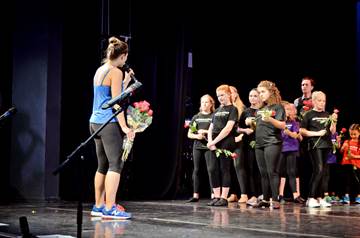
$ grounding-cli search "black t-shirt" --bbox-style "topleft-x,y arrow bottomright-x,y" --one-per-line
189,112 -> 213,150
212,105 -> 238,150
239,107 -> 257,143
300,109 -> 332,149
255,104 -> 286,148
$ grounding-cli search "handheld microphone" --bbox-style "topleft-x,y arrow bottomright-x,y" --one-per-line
122,63 -> 138,81
0,106 -> 17,121
101,80 -> 142,109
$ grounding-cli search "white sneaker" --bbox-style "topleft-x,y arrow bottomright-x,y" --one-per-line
319,198 -> 331,208
246,196 -> 258,206
307,198 -> 320,208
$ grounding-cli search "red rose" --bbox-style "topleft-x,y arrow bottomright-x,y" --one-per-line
231,153 -> 238,159
271,110 -> 276,116
303,106 -> 310,111
303,100 -> 313,107
147,109 -> 153,117
341,128 -> 347,133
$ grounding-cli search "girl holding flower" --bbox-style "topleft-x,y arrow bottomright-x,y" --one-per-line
299,91 -> 337,208
241,88 -> 263,206
89,36 -> 134,219
226,86 -> 247,204
207,85 -> 238,206
278,102 -> 305,204
339,123 -> 360,204
186,94 -> 215,202
254,80 -> 286,209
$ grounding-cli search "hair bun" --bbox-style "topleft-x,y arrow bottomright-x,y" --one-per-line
109,36 -> 121,46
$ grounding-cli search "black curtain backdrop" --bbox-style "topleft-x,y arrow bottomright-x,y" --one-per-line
59,0 -> 192,201
1,1 -> 359,203
191,2 -> 358,120
0,5 -> 14,203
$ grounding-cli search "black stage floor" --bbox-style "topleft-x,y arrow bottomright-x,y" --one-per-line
0,200 -> 359,237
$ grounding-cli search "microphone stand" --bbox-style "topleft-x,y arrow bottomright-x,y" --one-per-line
53,99 -> 130,238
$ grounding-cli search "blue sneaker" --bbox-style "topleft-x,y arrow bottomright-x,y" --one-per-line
91,204 -> 105,216
340,196 -> 350,205
355,197 -> 360,204
102,205 -> 132,220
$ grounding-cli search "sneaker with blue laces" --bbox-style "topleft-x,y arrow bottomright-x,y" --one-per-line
355,197 -> 360,204
91,204 -> 105,217
340,195 -> 350,205
102,205 -> 132,219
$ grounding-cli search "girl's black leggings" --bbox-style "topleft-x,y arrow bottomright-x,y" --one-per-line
255,144 -> 282,201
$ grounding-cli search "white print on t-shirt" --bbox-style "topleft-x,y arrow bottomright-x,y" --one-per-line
350,145 -> 359,151
312,117 -> 328,122
285,124 -> 293,130
215,111 -> 229,117
195,118 -> 212,123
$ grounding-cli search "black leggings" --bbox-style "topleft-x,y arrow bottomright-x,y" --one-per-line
342,164 -> 360,196
322,162 -> 339,194
207,151 -> 232,188
229,160 -> 240,195
90,122 -> 124,174
233,144 -> 247,194
192,148 -> 212,193
278,151 -> 298,193
247,148 -> 261,197
255,144 -> 281,201
308,148 -> 330,198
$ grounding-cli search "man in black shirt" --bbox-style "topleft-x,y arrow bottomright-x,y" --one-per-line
294,76 -> 315,199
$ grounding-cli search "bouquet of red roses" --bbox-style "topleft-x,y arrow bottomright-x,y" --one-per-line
121,100 -> 153,161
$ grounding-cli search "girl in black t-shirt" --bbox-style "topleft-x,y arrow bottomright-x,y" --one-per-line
207,85 -> 238,206
186,94 -> 215,202
254,81 -> 286,209
227,86 -> 247,204
300,91 -> 337,208
241,88 -> 263,205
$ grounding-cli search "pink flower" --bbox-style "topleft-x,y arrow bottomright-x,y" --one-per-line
142,100 -> 150,107
121,100 -> 153,161
139,104 -> 150,112
231,153 -> 239,160
333,108 -> 339,114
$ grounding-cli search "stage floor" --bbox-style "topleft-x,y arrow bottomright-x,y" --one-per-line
0,200 -> 359,237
